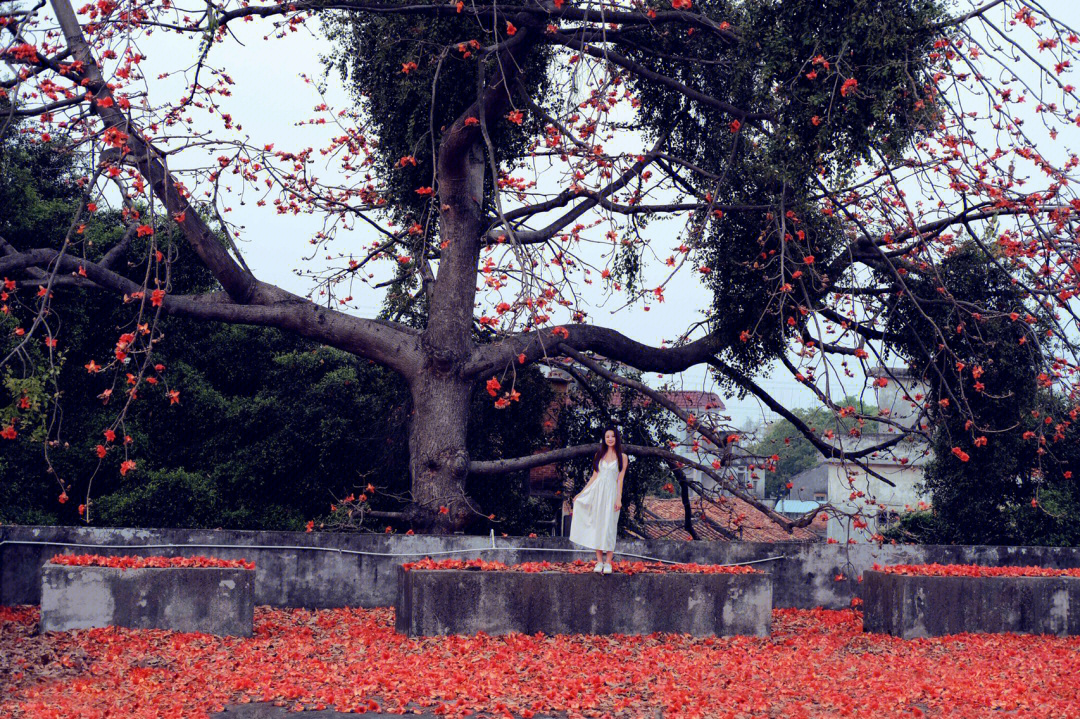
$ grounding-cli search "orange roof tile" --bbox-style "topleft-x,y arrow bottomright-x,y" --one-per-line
610,388 -> 725,411
639,496 -> 820,543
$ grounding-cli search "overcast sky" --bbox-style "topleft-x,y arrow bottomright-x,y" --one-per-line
116,0 -> 1080,430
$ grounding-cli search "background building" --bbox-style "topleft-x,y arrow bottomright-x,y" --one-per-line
823,366 -> 931,542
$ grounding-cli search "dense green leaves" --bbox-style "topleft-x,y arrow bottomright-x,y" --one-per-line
884,244 -> 1080,545
322,2 -> 551,222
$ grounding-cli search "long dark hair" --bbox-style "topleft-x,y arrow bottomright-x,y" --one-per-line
592,425 -> 625,473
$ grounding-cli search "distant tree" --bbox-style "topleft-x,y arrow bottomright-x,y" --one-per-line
747,397 -> 877,498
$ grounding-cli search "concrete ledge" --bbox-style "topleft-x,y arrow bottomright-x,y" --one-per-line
395,566 -> 771,637
40,564 -> 254,636
862,570 -> 1080,638
12,525 -> 1080,611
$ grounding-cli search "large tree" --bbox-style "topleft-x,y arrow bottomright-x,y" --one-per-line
0,126 -> 563,532
3,0 -> 1080,534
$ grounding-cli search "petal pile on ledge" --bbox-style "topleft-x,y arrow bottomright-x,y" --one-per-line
48,554 -> 256,570
874,562 -> 1080,578
401,558 -> 761,575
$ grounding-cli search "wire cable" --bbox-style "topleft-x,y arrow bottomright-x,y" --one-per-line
0,539 -> 786,567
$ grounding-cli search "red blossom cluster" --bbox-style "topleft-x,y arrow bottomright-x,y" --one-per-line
401,557 -> 760,575
48,554 -> 254,571
5,605 -> 1080,718
873,562 -> 1080,578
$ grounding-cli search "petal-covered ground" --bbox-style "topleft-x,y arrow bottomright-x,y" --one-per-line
3,604 -> 1079,719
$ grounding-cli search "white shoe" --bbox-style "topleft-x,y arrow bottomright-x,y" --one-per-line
602,562 -> 613,574
593,561 -> 604,573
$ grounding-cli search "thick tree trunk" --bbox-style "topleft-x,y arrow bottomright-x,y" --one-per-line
409,133 -> 486,532
404,21 -> 538,532
407,372 -> 473,532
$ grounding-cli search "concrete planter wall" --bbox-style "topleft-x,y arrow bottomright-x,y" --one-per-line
40,563 -> 254,636
8,525 -> 1080,610
862,569 -> 1080,638
395,566 -> 772,637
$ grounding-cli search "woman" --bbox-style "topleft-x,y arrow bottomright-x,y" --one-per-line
569,426 -> 627,574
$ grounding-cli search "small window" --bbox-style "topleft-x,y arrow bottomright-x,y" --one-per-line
877,509 -> 901,530
813,492 -> 826,501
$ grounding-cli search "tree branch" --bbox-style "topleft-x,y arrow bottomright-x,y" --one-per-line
469,441 -> 802,532
547,35 -> 772,123
2,244 -> 424,375
483,137 -> 665,244
464,323 -> 724,380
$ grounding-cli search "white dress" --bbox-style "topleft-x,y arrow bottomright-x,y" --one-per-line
570,457 -> 622,552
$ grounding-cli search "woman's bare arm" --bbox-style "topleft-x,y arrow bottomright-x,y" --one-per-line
615,455 -> 628,510
575,469 -> 599,501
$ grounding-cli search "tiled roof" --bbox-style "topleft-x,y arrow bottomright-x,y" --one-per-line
610,388 -> 725,412
637,496 -> 820,543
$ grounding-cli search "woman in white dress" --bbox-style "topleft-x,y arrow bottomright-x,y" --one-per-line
569,426 -> 627,574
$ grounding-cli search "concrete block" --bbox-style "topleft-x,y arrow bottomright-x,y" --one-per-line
862,569 -> 1080,638
395,566 -> 772,637
40,564 -> 254,636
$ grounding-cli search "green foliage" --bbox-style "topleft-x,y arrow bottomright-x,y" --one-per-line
627,0 -> 944,181
465,365 -> 557,535
885,244 -> 1080,545
618,0 -> 945,379
322,3 -> 551,223
93,469 -> 224,529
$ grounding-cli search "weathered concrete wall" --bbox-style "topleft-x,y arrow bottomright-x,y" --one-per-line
5,524 -> 1080,610
40,564 -> 254,636
862,570 -> 1080,638
396,567 -> 771,637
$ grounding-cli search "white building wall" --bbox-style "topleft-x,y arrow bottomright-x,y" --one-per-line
823,367 -> 932,541
825,458 -> 929,542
